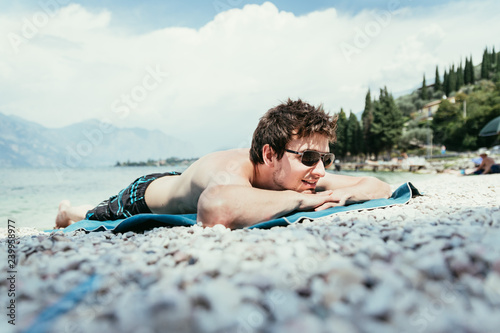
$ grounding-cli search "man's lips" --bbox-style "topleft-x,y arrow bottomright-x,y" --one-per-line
302,179 -> 317,187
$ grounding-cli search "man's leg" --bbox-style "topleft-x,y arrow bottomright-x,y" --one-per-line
55,200 -> 93,228
490,164 -> 500,174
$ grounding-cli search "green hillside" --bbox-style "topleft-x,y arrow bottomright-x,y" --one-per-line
334,45 -> 500,161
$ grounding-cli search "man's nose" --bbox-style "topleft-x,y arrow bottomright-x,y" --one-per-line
311,160 -> 326,177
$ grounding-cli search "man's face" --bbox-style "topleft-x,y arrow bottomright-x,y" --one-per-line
271,133 -> 330,194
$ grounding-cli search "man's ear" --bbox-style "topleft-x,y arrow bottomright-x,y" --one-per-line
262,144 -> 276,167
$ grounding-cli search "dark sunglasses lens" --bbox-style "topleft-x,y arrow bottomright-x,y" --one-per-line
323,154 -> 334,167
301,151 -> 321,166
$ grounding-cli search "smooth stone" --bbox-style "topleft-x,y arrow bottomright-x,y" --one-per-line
362,282 -> 394,319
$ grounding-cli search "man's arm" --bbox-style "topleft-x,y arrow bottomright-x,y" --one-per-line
315,173 -> 392,210
197,173 -> 391,229
475,159 -> 486,173
197,182 -> 340,229
481,157 -> 496,174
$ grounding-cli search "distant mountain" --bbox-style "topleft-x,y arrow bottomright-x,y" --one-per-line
0,113 -> 194,167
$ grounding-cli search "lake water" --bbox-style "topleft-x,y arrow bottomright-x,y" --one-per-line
1,166 -> 435,231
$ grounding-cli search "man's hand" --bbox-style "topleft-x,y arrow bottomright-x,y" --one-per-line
302,186 -> 381,212
317,174 -> 392,207
297,189 -> 351,211
313,189 -> 352,211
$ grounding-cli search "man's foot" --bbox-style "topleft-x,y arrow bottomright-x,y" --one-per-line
55,200 -> 73,229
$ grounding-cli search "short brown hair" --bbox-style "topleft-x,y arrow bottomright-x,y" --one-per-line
250,98 -> 337,164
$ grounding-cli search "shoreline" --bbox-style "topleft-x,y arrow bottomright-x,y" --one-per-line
1,174 -> 499,332
3,169 -> 435,231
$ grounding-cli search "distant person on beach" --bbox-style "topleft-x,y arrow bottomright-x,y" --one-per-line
471,152 -> 500,175
56,99 -> 391,230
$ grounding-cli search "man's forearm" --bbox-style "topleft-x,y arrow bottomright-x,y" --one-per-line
336,176 -> 391,203
355,177 -> 392,200
197,177 -> 391,229
197,185 -> 302,229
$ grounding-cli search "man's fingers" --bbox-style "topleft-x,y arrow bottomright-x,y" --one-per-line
314,201 -> 343,211
316,190 -> 334,196
302,191 -> 346,211
314,193 -> 349,211
315,203 -> 337,211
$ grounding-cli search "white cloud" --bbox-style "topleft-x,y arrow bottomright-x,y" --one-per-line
1,1 -> 499,156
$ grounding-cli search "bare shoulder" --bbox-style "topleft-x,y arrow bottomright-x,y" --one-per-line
181,149 -> 254,188
485,157 -> 496,164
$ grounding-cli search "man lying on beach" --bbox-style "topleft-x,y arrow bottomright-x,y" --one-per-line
56,99 -> 391,230
471,152 -> 500,175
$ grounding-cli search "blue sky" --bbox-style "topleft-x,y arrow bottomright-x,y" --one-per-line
4,0 -> 458,31
0,0 -> 498,156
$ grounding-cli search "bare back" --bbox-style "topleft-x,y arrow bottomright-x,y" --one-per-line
480,156 -> 495,168
145,149 -> 255,215
479,156 -> 496,174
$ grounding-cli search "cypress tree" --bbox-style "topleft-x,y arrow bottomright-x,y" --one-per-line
457,61 -> 464,89
434,66 -> 442,92
361,90 -> 374,157
464,57 -> 471,84
469,55 -> 475,83
481,47 -> 490,79
497,53 -> 500,73
421,74 -> 428,100
334,108 -> 348,160
448,65 -> 456,94
443,70 -> 449,96
346,112 -> 362,159
371,95 -> 382,159
488,47 -> 494,73
355,116 -> 364,159
491,46 -> 496,66
370,87 -> 404,159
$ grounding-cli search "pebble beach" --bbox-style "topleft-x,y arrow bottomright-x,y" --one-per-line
2,174 -> 500,333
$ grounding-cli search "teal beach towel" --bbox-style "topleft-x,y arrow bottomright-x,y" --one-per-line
60,182 -> 420,233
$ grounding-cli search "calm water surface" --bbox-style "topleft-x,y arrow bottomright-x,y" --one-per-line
1,166 -> 434,230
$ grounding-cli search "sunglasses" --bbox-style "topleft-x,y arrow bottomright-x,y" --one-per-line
285,149 -> 335,168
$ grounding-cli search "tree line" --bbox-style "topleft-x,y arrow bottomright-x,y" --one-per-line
332,45 -> 500,162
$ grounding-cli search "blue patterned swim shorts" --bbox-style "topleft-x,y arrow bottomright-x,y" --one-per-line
85,171 -> 181,221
